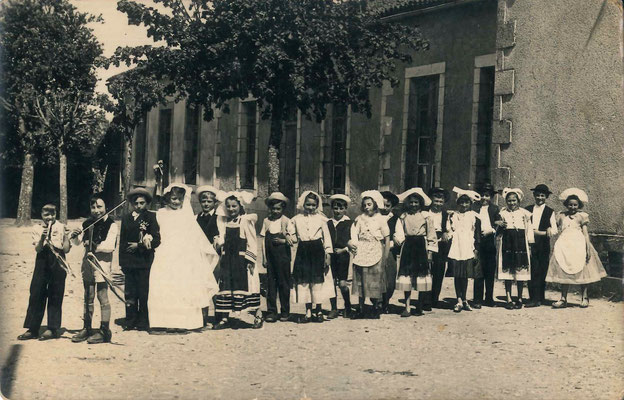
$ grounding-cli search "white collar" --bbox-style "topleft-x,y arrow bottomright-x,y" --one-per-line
533,203 -> 545,209
331,216 -> 350,224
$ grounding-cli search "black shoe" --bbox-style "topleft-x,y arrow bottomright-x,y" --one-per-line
298,315 -> 311,324
312,312 -> 324,323
350,311 -> 365,320
327,310 -> 339,319
280,313 -> 290,322
17,330 -> 38,340
39,329 -> 59,341
472,302 -> 482,309
265,313 -> 278,323
422,304 -> 432,312
252,316 -> 264,329
505,301 -> 515,310
212,320 -> 229,330
342,308 -> 352,318
525,301 -> 541,308
514,300 -> 523,309
71,328 -> 91,343
483,299 -> 495,307
87,328 -> 112,344
414,308 -> 424,316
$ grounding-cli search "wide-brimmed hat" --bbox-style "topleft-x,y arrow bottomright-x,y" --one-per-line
476,183 -> 497,196
559,188 -> 588,203
127,187 -> 152,203
329,194 -> 351,205
452,187 -> 481,202
530,184 -> 553,195
398,187 -> 432,207
265,192 -> 290,206
429,187 -> 450,202
380,191 -> 399,207
361,190 -> 385,209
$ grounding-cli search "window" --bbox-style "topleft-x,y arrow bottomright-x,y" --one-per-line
184,104 -> 200,185
323,103 -> 348,194
475,66 -> 495,187
239,101 -> 257,189
405,75 -> 439,190
133,113 -> 147,182
157,108 -> 173,189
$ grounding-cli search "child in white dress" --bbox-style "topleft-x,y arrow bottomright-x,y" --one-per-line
546,188 -> 607,308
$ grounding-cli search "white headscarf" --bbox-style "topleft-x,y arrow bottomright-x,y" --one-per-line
297,190 -> 322,212
502,187 -> 524,202
452,186 -> 481,202
216,191 -> 256,216
398,187 -> 432,207
559,188 -> 588,203
360,190 -> 385,210
163,183 -> 194,219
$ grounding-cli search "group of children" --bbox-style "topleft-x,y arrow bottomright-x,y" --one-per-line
17,181 -> 607,341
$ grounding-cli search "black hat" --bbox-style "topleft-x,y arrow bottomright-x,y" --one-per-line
428,187 -> 450,202
530,184 -> 552,195
476,183 -> 497,196
127,187 -> 153,203
380,191 -> 399,207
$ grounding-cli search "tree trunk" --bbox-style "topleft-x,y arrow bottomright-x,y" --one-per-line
15,153 -> 34,226
122,131 -> 133,198
59,151 -> 68,224
268,115 -> 283,194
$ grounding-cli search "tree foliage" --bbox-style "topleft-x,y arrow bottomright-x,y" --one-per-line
113,0 -> 428,131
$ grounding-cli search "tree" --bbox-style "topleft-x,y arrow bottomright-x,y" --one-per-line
0,0 -> 104,224
105,68 -> 170,199
114,0 -> 428,192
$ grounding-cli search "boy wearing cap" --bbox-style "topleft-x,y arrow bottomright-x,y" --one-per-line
327,194 -> 353,318
196,186 -> 221,245
119,188 -> 161,331
472,183 -> 501,308
18,204 -> 71,341
525,184 -> 557,307
261,192 -> 293,322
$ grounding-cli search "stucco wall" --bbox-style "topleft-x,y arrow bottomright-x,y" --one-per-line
495,0 -> 624,236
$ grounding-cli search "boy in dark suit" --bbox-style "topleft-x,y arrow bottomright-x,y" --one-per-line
18,204 -> 71,341
119,188 -> 161,330
196,186 -> 221,245
525,184 -> 557,307
427,187 -> 451,308
472,183 -> 501,307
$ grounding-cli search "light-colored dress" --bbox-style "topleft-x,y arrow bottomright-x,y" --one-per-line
148,203 -> 219,330
447,211 -> 482,279
546,212 -> 607,284
350,213 -> 389,299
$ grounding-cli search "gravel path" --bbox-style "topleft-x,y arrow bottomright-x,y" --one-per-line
0,219 -> 622,400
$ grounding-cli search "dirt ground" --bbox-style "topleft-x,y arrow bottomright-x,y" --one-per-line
0,218 -> 622,400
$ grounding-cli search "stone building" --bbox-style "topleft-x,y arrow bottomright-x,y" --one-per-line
126,0 -> 624,273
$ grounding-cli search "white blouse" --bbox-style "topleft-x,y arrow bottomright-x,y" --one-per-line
288,213 -> 333,253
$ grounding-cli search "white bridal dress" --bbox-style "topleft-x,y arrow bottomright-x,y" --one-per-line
148,185 -> 219,329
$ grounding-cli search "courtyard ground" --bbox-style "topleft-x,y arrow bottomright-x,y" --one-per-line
0,219 -> 622,400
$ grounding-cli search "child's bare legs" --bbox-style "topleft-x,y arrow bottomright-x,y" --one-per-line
454,277 -> 469,311
516,282 -> 524,306
338,280 -> 351,316
401,291 -> 411,317
304,303 -> 313,319
72,283 -> 96,342
504,280 -> 514,309
580,285 -> 589,307
553,284 -> 569,308
89,283 -> 112,342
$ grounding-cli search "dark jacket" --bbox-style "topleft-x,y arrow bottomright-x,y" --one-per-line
196,211 -> 219,244
119,210 -> 161,269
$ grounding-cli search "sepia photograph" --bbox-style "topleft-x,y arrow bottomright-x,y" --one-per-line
0,0 -> 622,399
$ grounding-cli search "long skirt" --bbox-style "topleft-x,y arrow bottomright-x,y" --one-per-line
546,227 -> 607,284
352,261 -> 386,299
396,235 -> 432,292
497,229 -> 531,281
213,226 -> 260,313
291,240 -> 335,304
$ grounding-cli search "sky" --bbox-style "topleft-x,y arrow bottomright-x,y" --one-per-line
70,0 -> 164,95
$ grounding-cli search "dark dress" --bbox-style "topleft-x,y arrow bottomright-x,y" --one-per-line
214,225 -> 261,312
